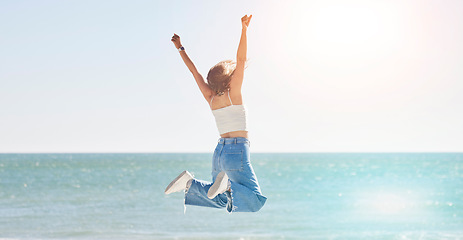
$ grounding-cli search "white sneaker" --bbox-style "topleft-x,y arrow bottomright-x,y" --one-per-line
164,170 -> 194,194
207,171 -> 229,199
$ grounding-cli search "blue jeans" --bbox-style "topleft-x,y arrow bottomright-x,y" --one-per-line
185,137 -> 267,212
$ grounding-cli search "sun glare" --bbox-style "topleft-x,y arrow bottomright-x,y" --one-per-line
284,1 -> 407,109
372,193 -> 408,214
313,5 -> 380,46
359,190 -> 420,216
289,1 -> 403,58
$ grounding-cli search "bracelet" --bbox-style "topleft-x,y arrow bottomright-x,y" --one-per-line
178,46 -> 185,52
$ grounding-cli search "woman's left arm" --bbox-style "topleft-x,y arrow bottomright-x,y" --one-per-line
171,34 -> 213,101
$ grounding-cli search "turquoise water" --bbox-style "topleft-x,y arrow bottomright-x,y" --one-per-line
0,153 -> 462,239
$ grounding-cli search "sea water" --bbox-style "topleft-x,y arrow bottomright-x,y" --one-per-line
0,153 -> 462,239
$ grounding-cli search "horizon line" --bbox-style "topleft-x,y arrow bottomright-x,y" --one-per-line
1,151 -> 462,154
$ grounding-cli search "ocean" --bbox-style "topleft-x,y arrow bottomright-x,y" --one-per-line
0,153 -> 462,239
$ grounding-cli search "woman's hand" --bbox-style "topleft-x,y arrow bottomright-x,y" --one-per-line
171,33 -> 182,49
241,15 -> 252,29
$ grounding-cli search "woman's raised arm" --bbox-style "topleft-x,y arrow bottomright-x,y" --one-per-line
229,15 -> 252,92
171,34 -> 213,101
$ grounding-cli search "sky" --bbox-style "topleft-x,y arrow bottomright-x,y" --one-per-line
1,0 -> 462,153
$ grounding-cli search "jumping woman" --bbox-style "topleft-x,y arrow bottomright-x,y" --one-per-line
164,15 -> 266,213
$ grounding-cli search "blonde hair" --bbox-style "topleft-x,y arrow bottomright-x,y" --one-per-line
207,60 -> 236,96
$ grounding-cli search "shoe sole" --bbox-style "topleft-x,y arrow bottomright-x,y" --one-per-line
164,170 -> 192,194
207,171 -> 228,199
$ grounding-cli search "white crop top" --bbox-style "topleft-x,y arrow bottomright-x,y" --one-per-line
210,92 -> 247,135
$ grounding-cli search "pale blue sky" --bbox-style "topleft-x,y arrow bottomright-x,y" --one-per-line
1,0 -> 462,153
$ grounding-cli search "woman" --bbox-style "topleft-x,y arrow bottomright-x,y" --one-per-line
164,15 -> 266,213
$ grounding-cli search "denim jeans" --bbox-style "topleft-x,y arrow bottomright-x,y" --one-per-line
185,137 -> 267,212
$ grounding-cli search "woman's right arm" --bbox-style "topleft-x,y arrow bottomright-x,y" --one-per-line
171,34 -> 213,101
229,15 -> 252,92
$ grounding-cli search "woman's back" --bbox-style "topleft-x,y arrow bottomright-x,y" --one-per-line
210,90 -> 248,138
209,89 -> 243,110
